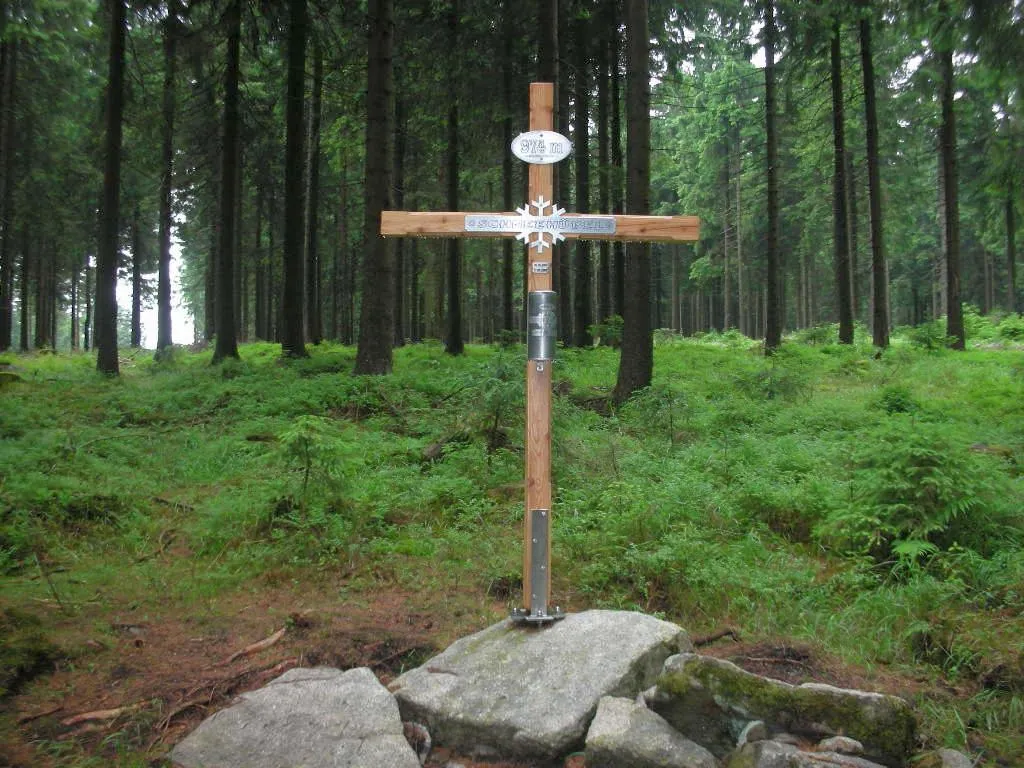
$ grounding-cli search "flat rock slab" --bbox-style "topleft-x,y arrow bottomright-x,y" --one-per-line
585,696 -> 717,768
652,654 -> 916,768
390,610 -> 691,763
169,667 -> 421,768
726,741 -> 888,768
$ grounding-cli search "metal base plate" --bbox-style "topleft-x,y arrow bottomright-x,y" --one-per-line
510,606 -> 566,625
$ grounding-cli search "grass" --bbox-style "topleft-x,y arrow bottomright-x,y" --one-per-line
1,329 -> 1023,766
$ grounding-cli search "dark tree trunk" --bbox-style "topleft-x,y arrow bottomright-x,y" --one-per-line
610,20 -> 625,318
572,3 -> 592,347
393,95 -> 406,346
830,19 -> 854,344
763,0 -> 783,354
502,0 -> 515,333
444,0 -> 464,356
212,0 -> 241,363
83,253 -> 92,350
0,38 -> 15,352
156,9 -> 177,356
70,261 -> 79,349
96,0 -> 127,375
859,0 -> 889,347
556,0 -> 571,343
410,239 -> 421,342
254,183 -> 266,339
938,33 -> 964,349
18,225 -> 27,351
305,36 -> 323,345
234,142 -> 244,339
33,241 -> 46,349
596,19 -> 611,324
281,0 -> 308,357
722,123 -> 731,330
354,0 -> 395,373
1007,181 -> 1017,313
613,0 -> 652,404
131,204 -> 142,347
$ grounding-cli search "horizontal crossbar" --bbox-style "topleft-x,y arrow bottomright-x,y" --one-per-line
381,210 -> 700,243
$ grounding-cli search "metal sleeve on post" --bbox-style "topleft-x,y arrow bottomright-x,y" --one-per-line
527,290 -> 557,361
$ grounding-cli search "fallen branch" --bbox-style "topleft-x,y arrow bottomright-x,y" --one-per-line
220,627 -> 286,666
692,627 -> 741,647
17,705 -> 63,725
61,702 -> 145,727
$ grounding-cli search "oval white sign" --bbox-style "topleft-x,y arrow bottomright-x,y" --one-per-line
511,131 -> 572,164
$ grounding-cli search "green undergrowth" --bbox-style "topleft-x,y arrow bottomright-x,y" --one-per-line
1,331 -> 1023,764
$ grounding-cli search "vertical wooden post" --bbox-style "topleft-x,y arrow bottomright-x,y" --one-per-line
523,83 -> 555,619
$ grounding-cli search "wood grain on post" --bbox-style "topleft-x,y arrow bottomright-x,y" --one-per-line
524,82 -> 554,610
380,211 -> 699,243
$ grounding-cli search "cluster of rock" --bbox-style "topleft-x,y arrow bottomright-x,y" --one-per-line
169,611 -> 973,768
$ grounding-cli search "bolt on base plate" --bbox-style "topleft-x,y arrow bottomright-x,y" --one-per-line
510,606 -> 566,625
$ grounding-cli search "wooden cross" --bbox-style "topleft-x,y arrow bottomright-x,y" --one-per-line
382,82 -> 700,623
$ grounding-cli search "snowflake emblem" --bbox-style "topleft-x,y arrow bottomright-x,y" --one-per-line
515,196 -> 567,252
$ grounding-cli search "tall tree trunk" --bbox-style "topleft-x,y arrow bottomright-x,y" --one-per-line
131,204 -> 142,348
0,38 -> 15,352
572,3 -> 592,347
763,0 -> 783,354
305,36 -> 323,345
610,20 -> 625,318
212,0 -> 241,363
234,142 -> 243,339
722,123 -> 732,330
830,19 -> 854,344
938,27 -> 964,349
444,0 -> 464,355
596,20 -> 611,325
96,0 -> 127,375
18,225 -> 27,351
860,0 -> 889,346
1007,180 -> 1017,313
83,253 -> 92,350
735,124 -> 746,336
393,94 -> 406,346
70,260 -> 79,349
502,0 -> 516,333
254,183 -> 266,339
556,0 -> 571,343
281,0 -> 308,357
354,0 -> 395,373
33,240 -> 46,349
845,149 -> 860,317
156,9 -> 177,356
613,0 -> 652,403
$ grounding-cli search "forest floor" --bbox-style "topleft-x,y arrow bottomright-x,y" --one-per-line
1,328 -> 1022,766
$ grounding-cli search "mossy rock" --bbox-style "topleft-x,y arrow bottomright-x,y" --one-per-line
651,654 -> 916,768
0,370 -> 23,387
0,607 -> 61,698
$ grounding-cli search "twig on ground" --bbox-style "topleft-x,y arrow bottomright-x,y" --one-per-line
61,702 -> 145,727
220,627 -> 286,666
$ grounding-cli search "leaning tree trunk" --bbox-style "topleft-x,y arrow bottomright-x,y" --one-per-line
155,8 -> 177,357
830,18 -> 854,344
281,0 -> 308,357
613,0 -> 653,404
938,38 -> 964,349
212,0 -> 240,363
763,0 -> 783,354
96,0 -> 127,375
354,0 -> 395,374
859,0 -> 889,347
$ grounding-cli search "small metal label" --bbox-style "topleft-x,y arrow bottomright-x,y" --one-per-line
512,130 -> 572,164
531,261 -> 551,274
465,198 -> 617,252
